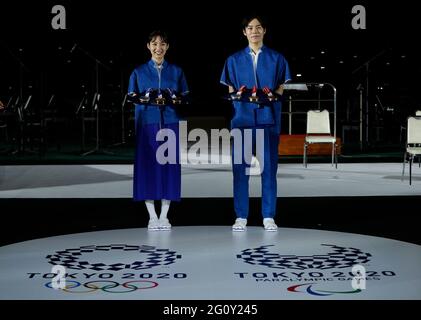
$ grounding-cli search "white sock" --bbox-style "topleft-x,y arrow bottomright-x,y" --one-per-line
160,199 -> 171,220
145,200 -> 158,220
251,156 -> 258,167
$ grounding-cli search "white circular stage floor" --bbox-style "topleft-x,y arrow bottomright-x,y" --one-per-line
0,227 -> 420,300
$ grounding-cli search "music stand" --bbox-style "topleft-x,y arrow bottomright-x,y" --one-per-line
71,44 -> 113,156
1,43 -> 35,155
11,95 -> 37,155
352,48 -> 391,148
75,92 -> 90,152
5,96 -> 14,108
0,97 -> 14,152
110,93 -> 128,147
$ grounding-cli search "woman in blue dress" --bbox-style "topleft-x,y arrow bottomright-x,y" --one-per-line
128,31 -> 189,231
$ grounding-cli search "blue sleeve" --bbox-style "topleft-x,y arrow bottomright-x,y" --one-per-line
128,70 -> 138,94
277,56 -> 292,86
179,70 -> 189,94
220,58 -> 235,88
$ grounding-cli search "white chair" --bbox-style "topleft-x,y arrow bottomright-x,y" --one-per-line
415,111 -> 421,168
400,111 -> 421,143
304,109 -> 337,168
402,116 -> 421,185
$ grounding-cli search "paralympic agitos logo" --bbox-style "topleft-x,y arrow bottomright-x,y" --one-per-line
287,283 -> 362,296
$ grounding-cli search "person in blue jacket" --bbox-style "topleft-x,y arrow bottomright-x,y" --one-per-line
220,15 -> 291,232
128,30 -> 189,231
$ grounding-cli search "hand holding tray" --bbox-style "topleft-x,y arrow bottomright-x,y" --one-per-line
223,86 -> 280,105
127,88 -> 189,106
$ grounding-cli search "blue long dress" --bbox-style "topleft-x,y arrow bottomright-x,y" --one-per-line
128,60 -> 189,201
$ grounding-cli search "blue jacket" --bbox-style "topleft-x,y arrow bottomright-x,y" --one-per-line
221,46 -> 291,133
128,60 -> 189,125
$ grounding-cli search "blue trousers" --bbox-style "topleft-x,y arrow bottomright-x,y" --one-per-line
232,127 -> 279,219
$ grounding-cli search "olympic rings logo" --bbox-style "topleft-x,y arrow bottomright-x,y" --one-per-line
45,280 -> 159,293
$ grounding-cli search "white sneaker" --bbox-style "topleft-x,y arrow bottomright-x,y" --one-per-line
159,218 -> 171,231
148,219 -> 160,231
263,218 -> 278,231
232,218 -> 247,232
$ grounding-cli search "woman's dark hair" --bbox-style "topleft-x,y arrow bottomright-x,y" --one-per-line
241,14 -> 266,30
148,30 -> 169,43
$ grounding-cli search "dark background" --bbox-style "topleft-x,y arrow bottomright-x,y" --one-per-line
0,0 -> 420,160
1,0 -> 420,121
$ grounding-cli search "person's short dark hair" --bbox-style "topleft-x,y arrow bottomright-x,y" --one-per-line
148,30 -> 169,43
241,14 -> 267,30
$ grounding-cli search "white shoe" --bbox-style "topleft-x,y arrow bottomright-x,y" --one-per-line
232,218 -> 247,232
263,218 -> 278,231
148,219 -> 160,231
159,218 -> 171,231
